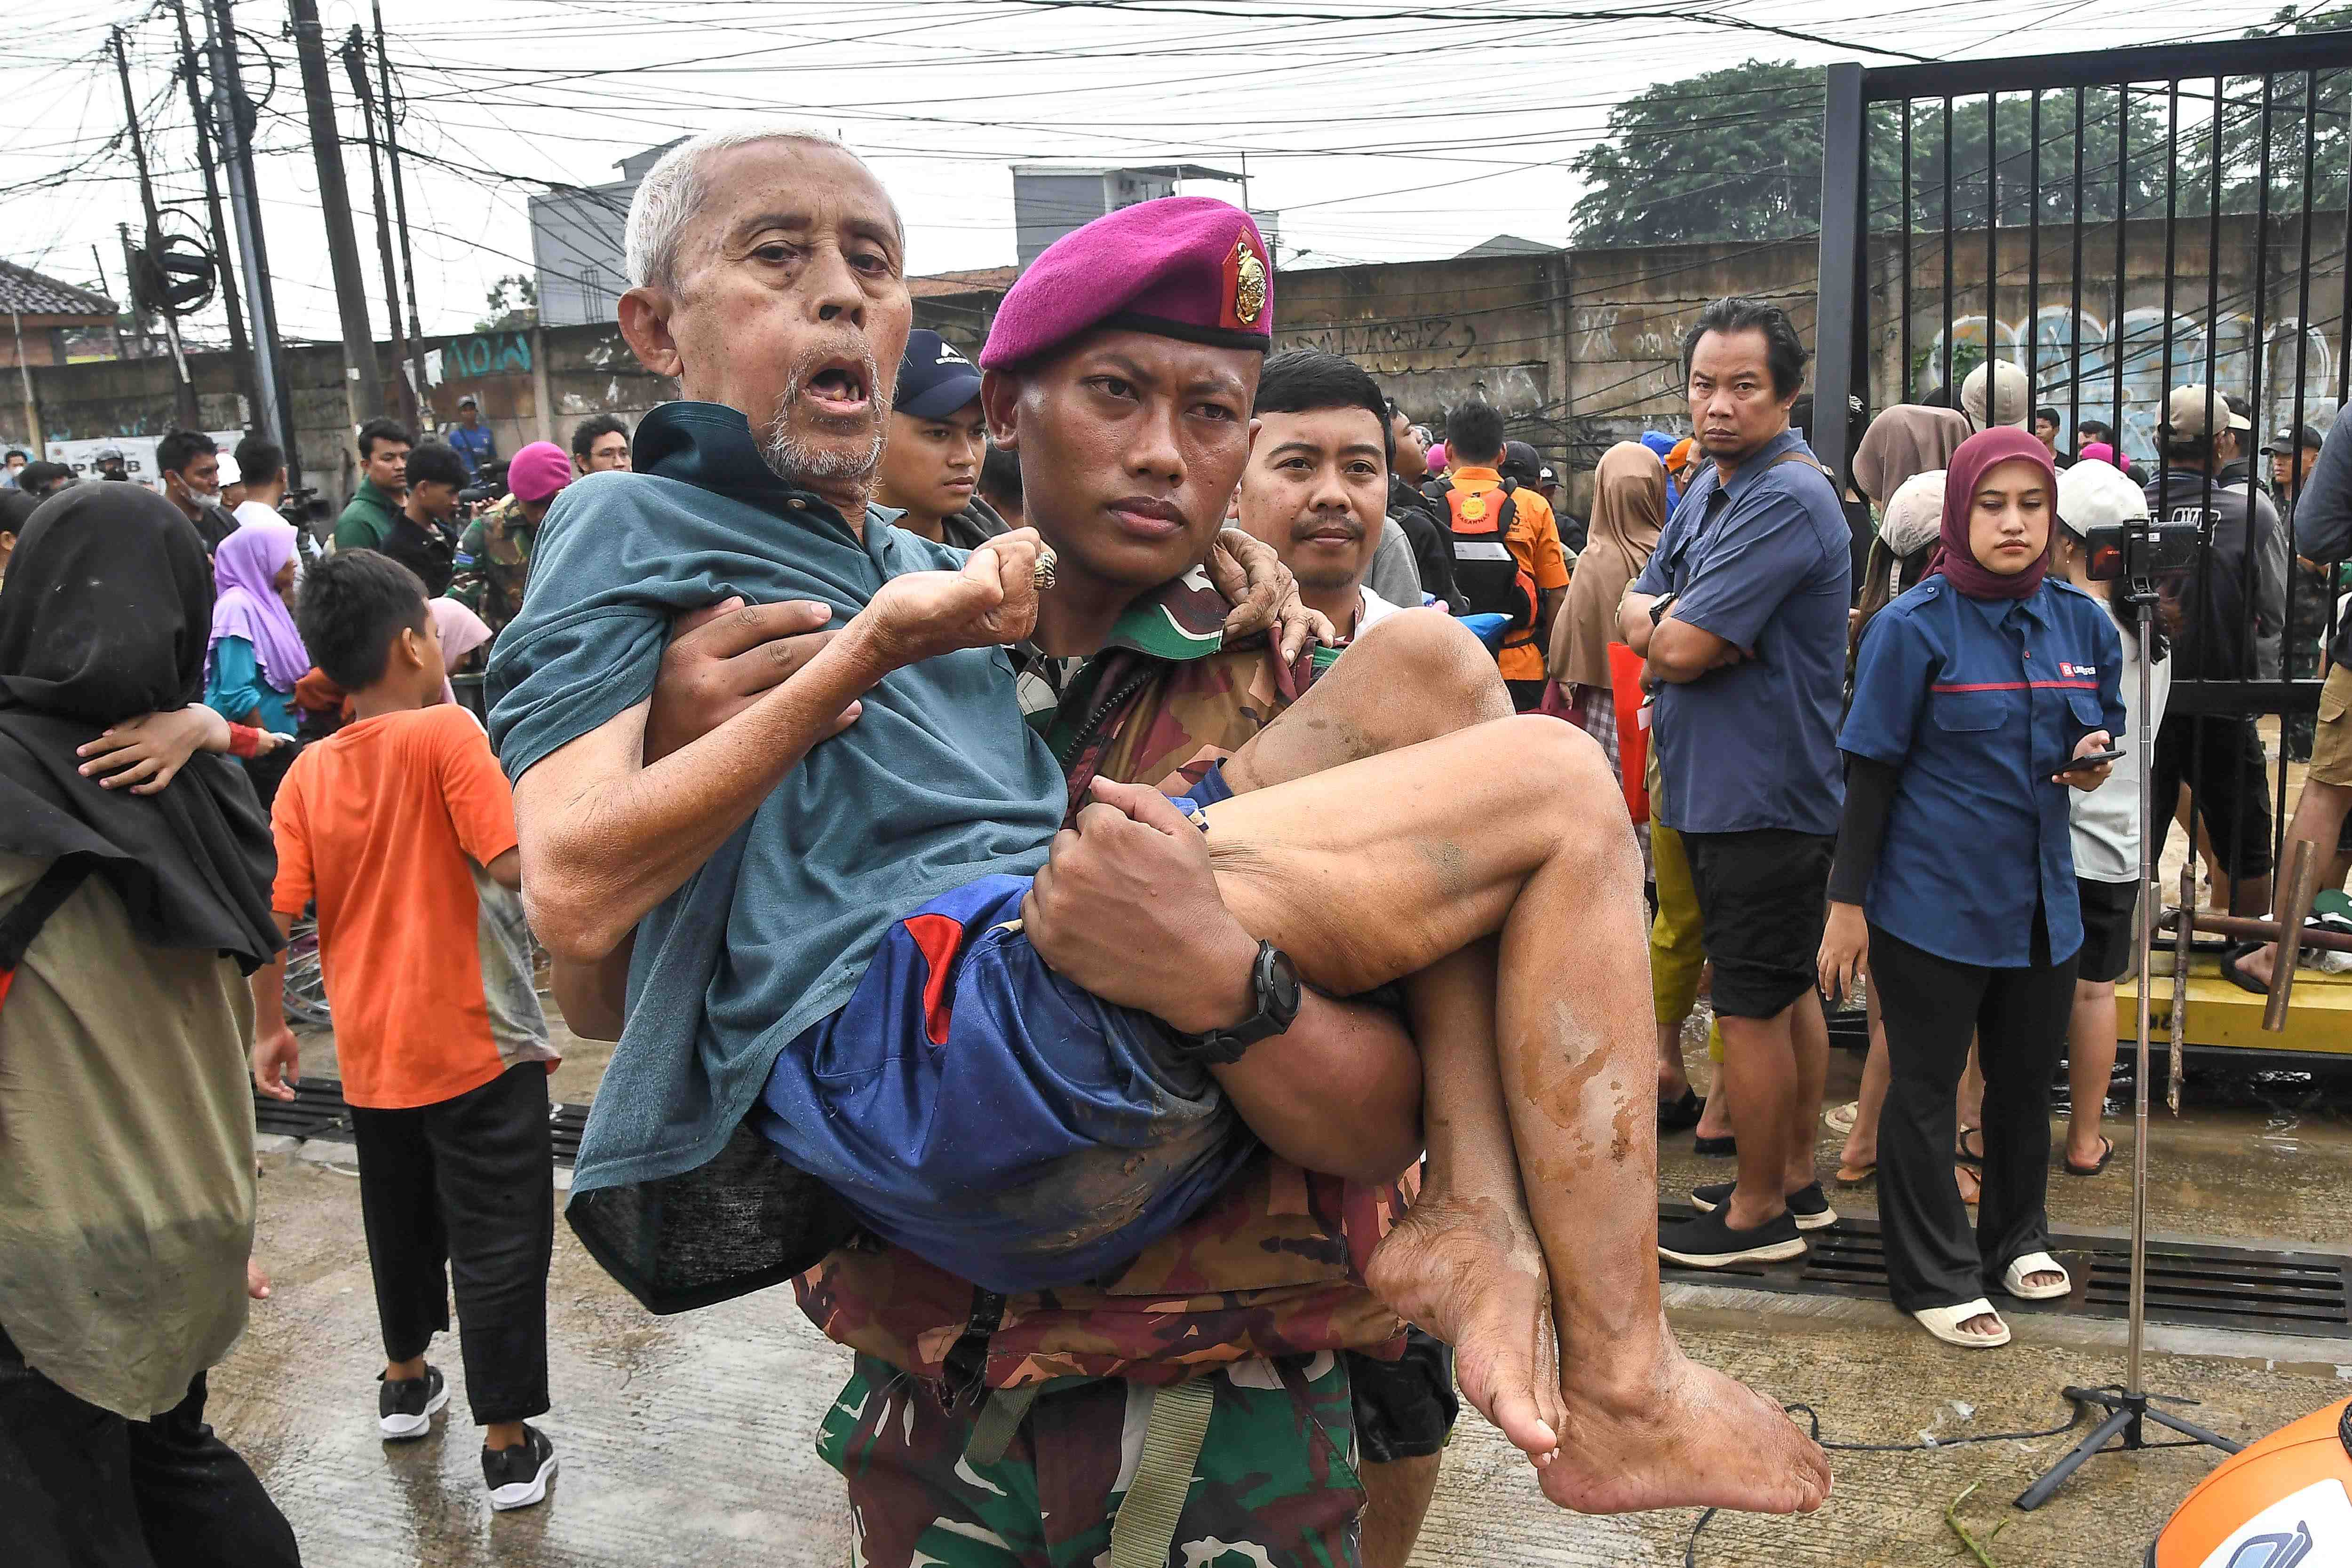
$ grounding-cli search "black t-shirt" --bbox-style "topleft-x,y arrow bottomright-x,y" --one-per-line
187,501 -> 239,557
380,511 -> 460,598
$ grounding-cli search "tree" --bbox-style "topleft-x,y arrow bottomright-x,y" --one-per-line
1570,62 -> 1830,247
1569,61 -> 2175,248
476,272 -> 538,331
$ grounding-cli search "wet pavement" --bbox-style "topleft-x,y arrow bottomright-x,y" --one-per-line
209,1008 -> 2352,1567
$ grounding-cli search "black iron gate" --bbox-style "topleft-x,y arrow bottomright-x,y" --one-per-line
1813,33 -> 2352,915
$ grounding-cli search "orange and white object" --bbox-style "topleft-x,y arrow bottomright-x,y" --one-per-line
2148,1398 -> 2352,1567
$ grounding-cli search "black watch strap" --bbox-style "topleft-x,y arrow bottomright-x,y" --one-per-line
1169,941 -> 1302,1065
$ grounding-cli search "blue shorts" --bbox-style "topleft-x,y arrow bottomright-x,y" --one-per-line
751,871 -> 1259,1293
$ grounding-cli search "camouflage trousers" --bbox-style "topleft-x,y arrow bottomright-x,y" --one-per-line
818,1352 -> 1364,1568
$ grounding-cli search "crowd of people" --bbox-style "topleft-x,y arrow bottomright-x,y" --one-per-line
5,118 -> 2351,1568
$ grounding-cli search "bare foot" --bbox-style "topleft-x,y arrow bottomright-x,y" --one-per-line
1541,1350 -> 1832,1516
246,1257 -> 272,1300
1367,1189 -> 1564,1462
2237,942 -> 2279,988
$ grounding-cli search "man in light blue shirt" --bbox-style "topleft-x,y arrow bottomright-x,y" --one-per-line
446,396 -> 496,481
1622,297 -> 1852,1270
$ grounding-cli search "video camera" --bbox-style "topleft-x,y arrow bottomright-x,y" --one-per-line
2082,516 -> 2200,586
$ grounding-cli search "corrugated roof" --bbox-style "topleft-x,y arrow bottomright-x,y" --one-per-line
0,258 -> 115,317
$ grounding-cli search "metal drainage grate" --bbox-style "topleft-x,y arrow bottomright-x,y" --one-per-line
1661,1206 -> 2352,1339
257,1083 -> 589,1167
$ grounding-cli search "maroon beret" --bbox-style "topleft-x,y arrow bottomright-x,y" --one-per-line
980,197 -> 1272,371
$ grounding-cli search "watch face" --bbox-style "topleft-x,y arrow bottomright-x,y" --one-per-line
1263,947 -> 1303,1023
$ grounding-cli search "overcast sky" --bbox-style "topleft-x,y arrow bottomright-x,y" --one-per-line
1,0 -> 2314,346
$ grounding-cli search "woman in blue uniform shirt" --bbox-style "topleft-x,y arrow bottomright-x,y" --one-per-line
1818,427 -> 2126,1349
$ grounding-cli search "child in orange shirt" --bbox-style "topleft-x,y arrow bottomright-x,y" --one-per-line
249,550 -> 561,1512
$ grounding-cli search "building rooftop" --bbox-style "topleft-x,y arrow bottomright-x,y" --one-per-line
907,266 -> 1020,299
1456,233 -> 1562,258
0,258 -> 114,318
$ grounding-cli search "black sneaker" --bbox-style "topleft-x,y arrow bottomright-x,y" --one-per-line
1689,1180 -> 1838,1231
483,1424 -> 557,1512
378,1365 -> 449,1440
1658,1205 -> 1806,1267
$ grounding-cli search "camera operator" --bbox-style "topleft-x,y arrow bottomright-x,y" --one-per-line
2240,404 -> 2352,988
2146,385 -> 2283,918
1818,428 -> 2125,1350
2050,463 -> 2174,1178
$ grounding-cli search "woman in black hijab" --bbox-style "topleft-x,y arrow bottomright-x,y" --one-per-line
0,484 -> 300,1568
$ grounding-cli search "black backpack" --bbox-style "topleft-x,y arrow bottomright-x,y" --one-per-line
1430,474 -> 1539,646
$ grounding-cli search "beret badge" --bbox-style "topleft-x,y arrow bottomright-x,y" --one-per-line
1224,234 -> 1268,331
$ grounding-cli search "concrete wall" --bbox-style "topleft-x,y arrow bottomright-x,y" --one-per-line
20,214 -> 2345,519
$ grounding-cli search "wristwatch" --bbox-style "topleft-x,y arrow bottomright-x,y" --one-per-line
1649,591 -> 1679,627
1168,941 -> 1303,1064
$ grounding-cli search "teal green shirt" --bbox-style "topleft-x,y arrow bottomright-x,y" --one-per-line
486,402 -> 1065,1197
202,636 -> 294,733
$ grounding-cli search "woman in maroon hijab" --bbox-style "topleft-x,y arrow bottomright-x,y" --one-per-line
1816,428 -> 2128,1350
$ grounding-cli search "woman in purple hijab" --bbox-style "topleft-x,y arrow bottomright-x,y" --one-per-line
203,519 -> 307,739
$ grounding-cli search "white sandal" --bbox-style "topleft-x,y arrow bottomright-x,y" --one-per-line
2002,1251 -> 2072,1301
1912,1299 -> 2011,1348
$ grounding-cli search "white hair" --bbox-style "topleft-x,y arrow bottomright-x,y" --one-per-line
623,122 -> 899,293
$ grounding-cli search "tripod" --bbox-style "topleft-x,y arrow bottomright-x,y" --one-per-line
2014,570 -> 2244,1511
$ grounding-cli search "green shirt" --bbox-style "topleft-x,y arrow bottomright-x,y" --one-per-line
334,477 -> 401,553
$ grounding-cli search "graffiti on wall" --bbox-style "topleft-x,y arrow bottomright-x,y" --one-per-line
1282,315 -> 1483,373
1907,305 -> 2338,459
425,331 -> 532,384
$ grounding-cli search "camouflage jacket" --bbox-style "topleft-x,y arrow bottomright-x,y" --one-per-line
446,496 -> 539,636
795,570 -> 1414,1392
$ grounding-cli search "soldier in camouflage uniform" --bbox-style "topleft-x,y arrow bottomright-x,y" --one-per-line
446,442 -> 573,638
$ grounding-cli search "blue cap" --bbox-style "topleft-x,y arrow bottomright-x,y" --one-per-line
894,330 -> 983,420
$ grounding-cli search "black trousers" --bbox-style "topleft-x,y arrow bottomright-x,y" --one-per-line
2149,712 -> 2275,883
1867,923 -> 2079,1313
350,1063 -> 554,1426
0,1332 -> 301,1568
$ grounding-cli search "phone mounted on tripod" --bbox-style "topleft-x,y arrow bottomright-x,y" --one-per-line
2083,516 -> 2200,587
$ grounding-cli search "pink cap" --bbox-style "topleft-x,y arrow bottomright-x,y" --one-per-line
2079,442 -> 2117,467
1426,441 -> 1447,471
981,196 -> 1272,371
507,441 -> 572,503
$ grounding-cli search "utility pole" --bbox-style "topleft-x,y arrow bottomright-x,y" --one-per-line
94,243 -> 132,362
373,1 -> 430,419
205,0 -> 298,483
170,0 -> 253,420
111,26 -> 204,431
341,24 -> 415,427
288,0 -> 384,434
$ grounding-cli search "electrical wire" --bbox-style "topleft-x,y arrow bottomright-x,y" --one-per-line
1682,1395 -> 2232,1566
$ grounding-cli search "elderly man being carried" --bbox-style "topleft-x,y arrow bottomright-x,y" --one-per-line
489,126 -> 1829,1528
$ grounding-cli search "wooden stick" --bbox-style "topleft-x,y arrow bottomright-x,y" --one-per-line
2159,909 -> 2352,954
2266,839 -> 2324,1033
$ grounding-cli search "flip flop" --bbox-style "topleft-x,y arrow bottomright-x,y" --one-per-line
2064,1136 -> 2115,1177
2002,1251 -> 2073,1301
2218,942 -> 2270,996
1954,1164 -> 1981,1205
1913,1299 -> 2010,1348
1825,1101 -> 1859,1135
1657,1088 -> 1705,1132
1834,1162 -> 1876,1187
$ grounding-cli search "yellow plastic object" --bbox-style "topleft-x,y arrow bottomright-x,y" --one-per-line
2116,958 -> 2352,1057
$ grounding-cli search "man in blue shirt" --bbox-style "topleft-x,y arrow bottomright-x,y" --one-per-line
446,395 -> 496,482
1621,297 -> 1852,1268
